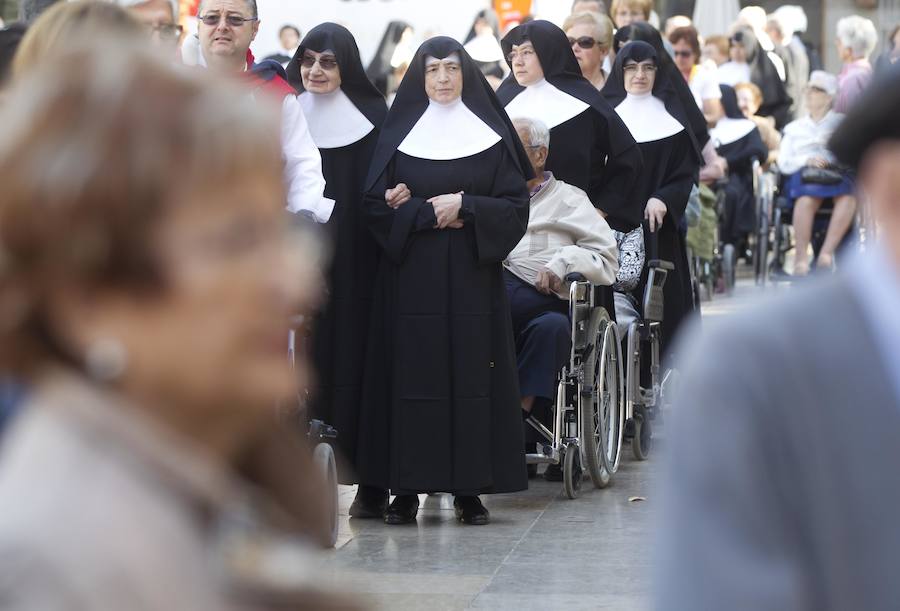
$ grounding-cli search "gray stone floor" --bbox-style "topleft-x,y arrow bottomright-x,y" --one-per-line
320,272 -> 766,610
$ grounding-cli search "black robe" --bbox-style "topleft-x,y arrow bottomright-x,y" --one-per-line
717,130 -> 767,246
357,142 -> 529,495
631,131 -> 698,358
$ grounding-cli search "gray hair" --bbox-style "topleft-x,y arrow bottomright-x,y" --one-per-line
115,0 -> 178,20
19,0 -> 62,23
772,5 -> 807,38
836,15 -> 878,59
197,0 -> 258,18
512,117 -> 550,150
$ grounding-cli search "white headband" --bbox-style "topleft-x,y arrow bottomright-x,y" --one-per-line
425,53 -> 461,66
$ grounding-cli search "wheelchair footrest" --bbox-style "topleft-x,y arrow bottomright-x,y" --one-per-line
525,453 -> 559,465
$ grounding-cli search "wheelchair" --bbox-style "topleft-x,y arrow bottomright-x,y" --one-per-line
621,253 -> 676,461
524,276 -> 624,500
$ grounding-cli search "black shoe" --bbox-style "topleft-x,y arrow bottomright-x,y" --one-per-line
544,463 -> 563,482
454,496 -> 490,525
526,463 -> 538,478
384,494 -> 419,525
349,485 -> 388,519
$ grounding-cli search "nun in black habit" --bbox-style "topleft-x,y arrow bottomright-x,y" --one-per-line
285,24 -> 391,513
711,84 -> 767,249
497,20 -> 644,233
602,41 -> 701,358
365,21 -> 414,99
463,9 -> 506,84
731,27 -> 793,130
357,37 -> 533,526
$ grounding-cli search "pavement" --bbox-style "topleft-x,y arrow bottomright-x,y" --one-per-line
318,270 -> 768,610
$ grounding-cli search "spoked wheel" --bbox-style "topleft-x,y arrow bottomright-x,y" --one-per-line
580,311 -> 624,489
631,411 -> 652,461
313,442 -> 340,547
563,443 -> 583,500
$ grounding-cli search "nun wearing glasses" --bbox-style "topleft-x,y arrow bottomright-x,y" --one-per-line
498,20 -> 643,234
285,24 -> 393,519
356,37 -> 532,527
602,41 -> 701,357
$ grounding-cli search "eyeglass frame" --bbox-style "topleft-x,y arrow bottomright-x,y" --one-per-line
568,36 -> 603,50
300,53 -> 339,71
506,47 -> 537,64
197,13 -> 258,28
623,61 -> 658,75
145,22 -> 184,40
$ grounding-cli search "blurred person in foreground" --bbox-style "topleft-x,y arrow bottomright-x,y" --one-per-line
778,71 -> 854,275
874,24 -> 900,75
834,15 -> 878,114
18,0 -> 62,23
0,40 -> 348,609
197,0 -> 332,223
656,64 -> 900,611
116,0 -> 183,52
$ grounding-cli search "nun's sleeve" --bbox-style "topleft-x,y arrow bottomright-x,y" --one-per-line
364,162 -> 437,264
590,113 -> 643,220
458,146 -> 530,265
281,95 -> 335,223
652,133 -> 698,225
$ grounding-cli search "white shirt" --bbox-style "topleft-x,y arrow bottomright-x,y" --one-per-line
777,111 -> 844,175
280,95 -> 335,222
689,64 -> 722,110
717,61 -> 751,86
504,173 -> 619,298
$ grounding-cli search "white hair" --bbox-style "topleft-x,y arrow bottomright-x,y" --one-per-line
772,5 -> 807,38
836,15 -> 878,59
512,116 -> 550,150
113,0 -> 178,19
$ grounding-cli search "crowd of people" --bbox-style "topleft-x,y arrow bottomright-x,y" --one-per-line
0,0 -> 897,608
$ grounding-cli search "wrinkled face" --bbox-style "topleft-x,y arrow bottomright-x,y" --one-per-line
736,87 -> 758,117
804,85 -> 832,116
566,23 -> 607,76
198,0 -> 259,65
672,39 -> 696,72
516,125 -> 547,176
703,42 -> 728,66
730,40 -> 747,63
509,42 -> 544,87
300,49 -> 342,94
614,5 -> 646,28
129,0 -> 182,48
424,56 -> 463,104
623,58 -> 656,95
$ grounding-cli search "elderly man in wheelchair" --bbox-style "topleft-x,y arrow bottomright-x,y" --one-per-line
505,117 -> 622,496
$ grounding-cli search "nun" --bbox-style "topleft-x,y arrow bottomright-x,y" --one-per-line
356,37 -> 532,526
726,27 -> 792,129
602,41 -> 701,357
285,24 -> 392,519
710,84 -> 767,250
463,8 -> 507,88
365,21 -> 415,100
497,20 -> 644,233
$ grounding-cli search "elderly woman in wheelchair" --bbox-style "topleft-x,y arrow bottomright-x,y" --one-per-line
778,71 -> 857,275
505,117 -> 622,496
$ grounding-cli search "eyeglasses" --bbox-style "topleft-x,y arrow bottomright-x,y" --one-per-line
568,36 -> 599,49
198,13 -> 258,27
623,63 -> 657,74
673,50 -> 693,58
506,48 -> 536,63
146,23 -> 183,41
301,55 -> 338,70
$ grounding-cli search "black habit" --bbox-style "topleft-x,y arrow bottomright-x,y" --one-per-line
286,24 -> 388,483
357,37 -> 532,495
603,41 -> 701,357
497,20 -> 644,233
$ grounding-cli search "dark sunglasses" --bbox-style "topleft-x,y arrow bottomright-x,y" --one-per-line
568,36 -> 599,49
673,50 -> 694,58
198,13 -> 258,27
301,54 -> 338,70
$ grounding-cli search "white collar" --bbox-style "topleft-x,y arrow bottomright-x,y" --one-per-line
464,33 -> 505,64
615,93 -> 684,143
398,98 -> 501,161
299,89 -> 375,149
504,78 -> 589,129
710,117 -> 757,146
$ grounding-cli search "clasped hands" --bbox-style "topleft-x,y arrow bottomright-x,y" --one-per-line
384,184 -> 465,229
535,269 -> 562,295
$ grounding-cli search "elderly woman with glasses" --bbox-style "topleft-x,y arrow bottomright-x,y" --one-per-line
563,11 -> 614,90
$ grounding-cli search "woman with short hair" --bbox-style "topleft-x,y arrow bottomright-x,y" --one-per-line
834,15 -> 878,113
669,25 -> 723,125
563,11 -> 614,90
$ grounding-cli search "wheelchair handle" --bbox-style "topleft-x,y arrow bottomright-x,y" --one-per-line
565,272 -> 588,283
648,259 -> 675,271
646,227 -> 660,262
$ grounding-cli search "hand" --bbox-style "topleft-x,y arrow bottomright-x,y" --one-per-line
808,157 -> 829,169
645,197 -> 667,233
385,183 -> 411,208
535,269 -> 563,295
446,219 -> 465,229
428,192 -> 463,229
596,208 -> 608,219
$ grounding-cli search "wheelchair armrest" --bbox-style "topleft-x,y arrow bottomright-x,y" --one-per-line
565,272 -> 588,283
648,259 -> 674,272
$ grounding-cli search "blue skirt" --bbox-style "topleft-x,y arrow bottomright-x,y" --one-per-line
785,171 -> 855,200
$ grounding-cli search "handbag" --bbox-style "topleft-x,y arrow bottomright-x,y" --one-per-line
800,166 -> 844,186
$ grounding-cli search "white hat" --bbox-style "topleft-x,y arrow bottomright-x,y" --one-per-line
808,70 -> 837,96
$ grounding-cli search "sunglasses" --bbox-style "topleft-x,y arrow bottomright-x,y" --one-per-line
673,50 -> 693,58
301,55 -> 338,70
198,13 -> 258,27
568,36 -> 599,49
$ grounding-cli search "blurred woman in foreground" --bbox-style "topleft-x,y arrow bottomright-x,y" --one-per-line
0,38 -> 348,609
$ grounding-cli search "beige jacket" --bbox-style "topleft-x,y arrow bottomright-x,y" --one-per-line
504,174 -> 619,297
0,375 -> 340,610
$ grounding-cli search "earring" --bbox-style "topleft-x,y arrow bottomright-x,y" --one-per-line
85,337 -> 128,382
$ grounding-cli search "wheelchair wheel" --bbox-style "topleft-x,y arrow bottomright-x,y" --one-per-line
563,442 -> 583,500
631,411 -> 652,461
580,313 -> 624,489
312,442 -> 340,548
